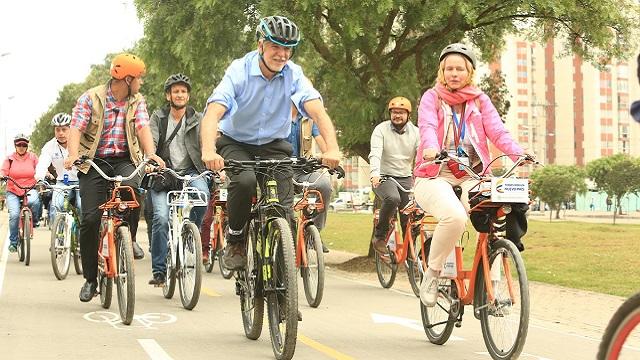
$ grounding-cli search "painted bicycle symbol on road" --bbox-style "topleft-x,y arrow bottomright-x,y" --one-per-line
83,311 -> 177,330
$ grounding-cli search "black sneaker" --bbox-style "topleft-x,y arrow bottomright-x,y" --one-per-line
133,241 -> 145,260
222,241 -> 247,270
148,273 -> 166,287
322,242 -> 329,253
79,281 -> 98,302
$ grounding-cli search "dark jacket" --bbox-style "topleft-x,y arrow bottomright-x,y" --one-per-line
149,105 -> 205,173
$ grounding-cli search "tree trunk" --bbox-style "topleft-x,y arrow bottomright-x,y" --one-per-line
555,207 -> 561,219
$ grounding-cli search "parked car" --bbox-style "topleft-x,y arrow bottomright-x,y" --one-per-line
329,198 -> 352,212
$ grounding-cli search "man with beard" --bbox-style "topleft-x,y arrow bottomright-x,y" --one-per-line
35,113 -> 82,224
146,73 -> 208,286
369,97 -> 420,253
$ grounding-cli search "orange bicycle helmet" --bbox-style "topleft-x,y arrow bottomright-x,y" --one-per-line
388,96 -> 412,113
110,53 -> 146,80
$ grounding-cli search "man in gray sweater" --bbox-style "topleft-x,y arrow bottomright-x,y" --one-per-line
369,96 -> 420,253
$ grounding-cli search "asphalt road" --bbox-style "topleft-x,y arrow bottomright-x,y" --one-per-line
0,215 -> 635,360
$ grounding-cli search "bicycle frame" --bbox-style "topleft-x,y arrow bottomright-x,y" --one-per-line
210,186 -> 228,251
166,185 -> 208,271
50,184 -> 80,254
293,188 -> 324,268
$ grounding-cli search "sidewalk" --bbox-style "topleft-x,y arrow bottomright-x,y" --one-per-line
529,209 -> 640,224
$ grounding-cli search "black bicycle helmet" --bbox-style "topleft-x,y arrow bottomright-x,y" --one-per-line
255,16 -> 300,47
163,73 -> 192,92
439,43 -> 477,69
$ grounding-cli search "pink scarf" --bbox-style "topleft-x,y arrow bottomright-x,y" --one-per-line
434,83 -> 483,105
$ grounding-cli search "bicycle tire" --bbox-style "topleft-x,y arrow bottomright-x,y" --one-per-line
72,218 -> 82,275
23,211 -> 31,266
178,222 -> 203,310
115,226 -> 135,325
476,239 -> 529,360
406,229 -> 427,297
301,224 -> 324,308
240,220 -> 264,340
597,291 -> 640,360
266,217 -> 298,360
50,214 -> 71,280
420,278 -> 457,345
219,224 -> 234,279
163,242 -> 177,299
99,268 -> 112,309
204,243 -> 215,273
372,214 -> 397,289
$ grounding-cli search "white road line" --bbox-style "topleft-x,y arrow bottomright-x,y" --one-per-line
137,339 -> 174,360
0,233 -> 10,297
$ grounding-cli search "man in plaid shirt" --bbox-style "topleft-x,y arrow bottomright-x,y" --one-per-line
65,54 -> 165,303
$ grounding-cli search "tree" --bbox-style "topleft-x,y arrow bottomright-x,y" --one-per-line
530,165 -> 587,220
479,70 -> 511,119
133,0 -> 639,159
586,154 -> 640,224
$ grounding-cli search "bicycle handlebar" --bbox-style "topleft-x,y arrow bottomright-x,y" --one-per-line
432,150 -> 537,180
0,176 -> 41,191
156,167 -> 214,183
379,176 -> 413,193
224,157 -> 345,179
74,156 -> 151,183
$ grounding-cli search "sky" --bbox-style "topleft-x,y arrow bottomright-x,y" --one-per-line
0,0 -> 144,159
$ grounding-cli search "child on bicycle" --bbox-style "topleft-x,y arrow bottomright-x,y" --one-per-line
413,43 -> 529,306
0,134 -> 41,252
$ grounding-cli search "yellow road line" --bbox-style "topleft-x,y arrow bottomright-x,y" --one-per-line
201,287 -> 221,297
299,334 -> 355,360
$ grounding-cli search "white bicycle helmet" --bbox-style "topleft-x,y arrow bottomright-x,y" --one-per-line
51,113 -> 72,127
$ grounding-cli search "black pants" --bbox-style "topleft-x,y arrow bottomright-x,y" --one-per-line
78,157 -> 143,283
373,176 -> 413,240
217,135 -> 294,244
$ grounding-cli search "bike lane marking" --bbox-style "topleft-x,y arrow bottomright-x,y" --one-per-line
371,313 -> 465,341
83,311 -> 177,330
138,339 -> 174,360
0,233 -> 9,297
299,334 -> 355,360
201,286 -> 221,297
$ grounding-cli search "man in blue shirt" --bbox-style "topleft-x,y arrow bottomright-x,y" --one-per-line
289,109 -> 332,253
201,15 -> 341,270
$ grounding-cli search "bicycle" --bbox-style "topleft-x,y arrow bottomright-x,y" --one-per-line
46,182 -> 82,280
75,157 -> 149,325
598,291 -> 640,359
223,157 -> 300,360
1,176 -> 40,266
203,174 -> 233,279
420,151 -> 535,360
292,158 -> 343,308
153,167 -> 210,310
371,176 -> 438,297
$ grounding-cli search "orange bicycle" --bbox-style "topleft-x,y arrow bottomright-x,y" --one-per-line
292,158 -> 344,307
76,157 -> 149,325
203,174 -> 233,279
598,291 -> 640,359
420,151 -> 535,360
372,176 -> 437,297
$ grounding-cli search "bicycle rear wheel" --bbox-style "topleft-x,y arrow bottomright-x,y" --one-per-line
597,291 -> 640,360
219,223 -> 234,279
476,239 -> 529,360
178,222 -> 202,310
98,258 -> 112,309
407,230 -> 427,297
374,250 -> 397,289
50,214 -> 71,280
266,217 -> 298,360
115,226 -> 135,325
240,220 -> 264,340
301,224 -> 324,308
23,211 -> 31,266
420,278 -> 458,344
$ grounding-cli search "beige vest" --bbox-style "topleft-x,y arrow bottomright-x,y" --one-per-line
77,84 -> 144,173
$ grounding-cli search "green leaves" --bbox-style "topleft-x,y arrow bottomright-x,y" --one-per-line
530,164 -> 587,213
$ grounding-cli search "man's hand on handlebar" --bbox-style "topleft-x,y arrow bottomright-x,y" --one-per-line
64,154 -> 78,170
371,176 -> 381,188
202,149 -> 225,171
320,149 -> 341,170
146,154 -> 165,169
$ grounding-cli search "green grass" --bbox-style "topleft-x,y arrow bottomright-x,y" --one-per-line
322,213 -> 640,297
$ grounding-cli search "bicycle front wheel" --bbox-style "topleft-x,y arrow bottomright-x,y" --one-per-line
240,220 -> 264,340
50,214 -> 71,280
98,257 -> 112,309
178,222 -> 203,310
115,226 -> 135,325
266,217 -> 298,360
72,220 -> 82,275
301,224 -> 324,308
476,239 -> 529,360
23,211 -> 31,266
598,291 -> 640,360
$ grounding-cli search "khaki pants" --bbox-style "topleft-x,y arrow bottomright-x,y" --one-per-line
414,167 -> 478,271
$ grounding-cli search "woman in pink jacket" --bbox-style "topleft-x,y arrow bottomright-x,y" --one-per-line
414,43 -> 528,306
0,134 -> 40,253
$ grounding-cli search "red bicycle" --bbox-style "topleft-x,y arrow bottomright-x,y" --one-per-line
1,176 -> 41,266
203,174 -> 233,279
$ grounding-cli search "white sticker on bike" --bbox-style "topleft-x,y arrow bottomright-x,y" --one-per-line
83,311 -> 176,330
491,178 -> 529,203
219,188 -> 228,202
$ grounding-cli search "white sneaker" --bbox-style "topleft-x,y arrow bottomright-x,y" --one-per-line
419,272 -> 439,307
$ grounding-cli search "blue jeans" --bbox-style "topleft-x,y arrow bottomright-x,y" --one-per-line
150,175 -> 209,275
50,181 -> 82,223
7,190 -> 41,246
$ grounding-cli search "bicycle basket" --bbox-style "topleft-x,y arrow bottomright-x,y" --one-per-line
167,187 -> 208,207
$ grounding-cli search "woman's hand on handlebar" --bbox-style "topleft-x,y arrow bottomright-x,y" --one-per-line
422,148 -> 439,162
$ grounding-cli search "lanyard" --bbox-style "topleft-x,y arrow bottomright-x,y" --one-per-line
450,106 -> 465,148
